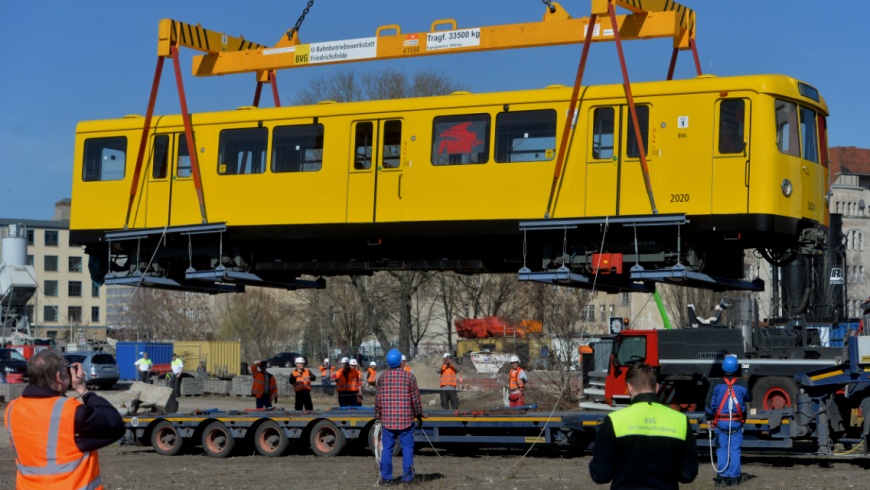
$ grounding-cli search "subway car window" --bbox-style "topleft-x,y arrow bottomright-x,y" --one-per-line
800,106 -> 819,164
272,124 -> 325,173
218,127 -> 268,175
177,135 -> 192,178
775,99 -> 801,157
382,120 -> 402,168
494,109 -> 557,163
626,105 -> 649,158
592,107 -> 615,160
152,135 -> 169,179
718,99 -> 746,154
83,136 -> 127,182
354,122 -> 374,170
431,114 -> 490,166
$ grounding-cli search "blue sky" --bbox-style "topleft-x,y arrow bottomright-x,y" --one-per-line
2,1 -> 868,219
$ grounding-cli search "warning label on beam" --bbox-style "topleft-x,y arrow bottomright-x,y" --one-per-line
292,37 -> 377,64
426,28 -> 481,51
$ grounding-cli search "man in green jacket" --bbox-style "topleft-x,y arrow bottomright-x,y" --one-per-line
589,363 -> 698,489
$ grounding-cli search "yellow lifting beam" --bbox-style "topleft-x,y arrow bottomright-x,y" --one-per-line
168,1 -> 695,78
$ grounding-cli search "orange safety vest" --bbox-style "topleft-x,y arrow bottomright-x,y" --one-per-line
403,365 -> 412,374
5,396 -> 103,490
336,368 -> 360,393
293,369 -> 312,392
440,365 -> 458,387
509,367 -> 526,392
367,367 -> 377,384
251,369 -> 277,398
320,365 -> 333,379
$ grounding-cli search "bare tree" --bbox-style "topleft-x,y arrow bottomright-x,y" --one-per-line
123,289 -> 211,341
388,271 -> 432,357
294,67 -> 466,105
216,288 -> 297,362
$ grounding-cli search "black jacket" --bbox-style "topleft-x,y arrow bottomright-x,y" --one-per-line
589,393 -> 698,489
21,385 -> 126,452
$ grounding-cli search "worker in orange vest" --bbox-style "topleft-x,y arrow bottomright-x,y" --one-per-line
251,361 -> 278,409
288,357 -> 316,410
5,349 -> 124,489
363,361 -> 378,395
439,353 -> 460,410
508,355 -> 528,407
335,357 -> 362,407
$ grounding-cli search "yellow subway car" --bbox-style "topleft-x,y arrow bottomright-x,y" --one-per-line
71,73 -> 828,291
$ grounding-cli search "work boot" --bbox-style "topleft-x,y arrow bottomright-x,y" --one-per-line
730,474 -> 748,486
714,476 -> 730,487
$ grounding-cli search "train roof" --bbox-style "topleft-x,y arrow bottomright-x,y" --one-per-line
77,73 -> 827,133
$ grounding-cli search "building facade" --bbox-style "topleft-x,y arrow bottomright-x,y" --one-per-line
0,199 -> 107,344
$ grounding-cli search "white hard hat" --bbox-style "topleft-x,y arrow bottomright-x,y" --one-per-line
323,358 -> 330,364
443,353 -> 451,359
350,359 -> 358,366
295,357 -> 305,364
401,355 -> 407,361
340,357 -> 349,364
370,361 -> 377,366
510,355 -> 520,363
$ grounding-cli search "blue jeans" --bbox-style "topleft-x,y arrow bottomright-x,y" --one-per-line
380,425 -> 415,483
256,395 -> 273,409
715,421 -> 743,478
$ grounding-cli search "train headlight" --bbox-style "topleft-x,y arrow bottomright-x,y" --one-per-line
781,179 -> 793,197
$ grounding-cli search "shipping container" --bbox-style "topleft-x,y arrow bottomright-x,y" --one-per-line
116,342 -> 173,380
173,340 -> 241,376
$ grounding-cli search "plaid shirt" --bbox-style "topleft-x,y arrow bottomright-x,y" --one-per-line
375,367 -> 423,430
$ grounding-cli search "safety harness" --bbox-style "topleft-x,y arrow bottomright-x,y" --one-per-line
713,377 -> 744,425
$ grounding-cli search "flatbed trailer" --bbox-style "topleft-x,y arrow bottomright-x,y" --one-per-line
122,405 -> 862,458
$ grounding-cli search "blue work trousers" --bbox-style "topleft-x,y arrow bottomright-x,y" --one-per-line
715,421 -> 743,478
380,425 -> 415,483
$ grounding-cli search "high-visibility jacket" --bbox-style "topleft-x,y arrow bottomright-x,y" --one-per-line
403,365 -> 412,374
440,365 -> 458,387
367,367 -> 377,384
5,396 -> 103,490
251,367 -> 277,398
134,357 -> 152,372
293,369 -> 313,392
335,368 -> 361,393
509,368 -> 526,392
171,358 -> 184,375
320,365 -> 333,380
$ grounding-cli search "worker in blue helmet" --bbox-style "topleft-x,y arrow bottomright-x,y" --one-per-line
375,349 -> 423,486
705,354 -> 751,487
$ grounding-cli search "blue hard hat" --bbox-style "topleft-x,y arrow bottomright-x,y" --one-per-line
722,354 -> 738,374
386,349 -> 403,368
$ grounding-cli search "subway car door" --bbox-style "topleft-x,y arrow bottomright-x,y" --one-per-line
585,106 -> 619,216
347,121 -> 378,222
168,133 -> 200,226
144,133 -> 171,228
712,98 -> 750,213
374,120 -> 404,221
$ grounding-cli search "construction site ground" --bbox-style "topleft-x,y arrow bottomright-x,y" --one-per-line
2,388 -> 869,489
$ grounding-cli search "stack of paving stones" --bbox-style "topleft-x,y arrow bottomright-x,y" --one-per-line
180,377 -> 204,396
275,375 -> 293,396
202,378 -> 231,395
0,383 -> 25,402
232,375 -> 252,396
191,371 -> 209,380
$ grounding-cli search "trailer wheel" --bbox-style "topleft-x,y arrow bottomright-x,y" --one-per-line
310,420 -> 346,457
201,421 -> 235,458
151,421 -> 183,456
254,421 -> 287,457
752,377 -> 797,410
367,423 -> 400,457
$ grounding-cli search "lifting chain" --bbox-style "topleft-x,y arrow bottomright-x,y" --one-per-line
287,0 -> 315,41
541,0 -> 556,14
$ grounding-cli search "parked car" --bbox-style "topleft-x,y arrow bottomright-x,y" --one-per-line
64,351 -> 120,389
264,352 -> 306,368
0,348 -> 28,379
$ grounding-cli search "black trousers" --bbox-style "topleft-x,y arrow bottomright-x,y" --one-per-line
440,389 -> 460,410
338,393 -> 360,407
295,390 -> 313,410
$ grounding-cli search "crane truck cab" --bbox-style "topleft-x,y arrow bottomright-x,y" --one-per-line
604,325 -> 843,411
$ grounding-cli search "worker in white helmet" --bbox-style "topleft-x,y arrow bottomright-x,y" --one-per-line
363,361 -> 378,395
319,358 -> 334,396
335,357 -> 361,407
288,357 -> 316,410
439,353 -> 460,410
508,355 -> 528,407
401,354 -> 412,374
